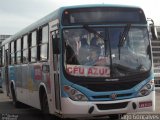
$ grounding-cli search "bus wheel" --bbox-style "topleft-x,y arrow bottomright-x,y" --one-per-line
42,93 -> 60,120
11,85 -> 21,108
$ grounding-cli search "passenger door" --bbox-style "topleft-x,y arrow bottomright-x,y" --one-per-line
51,30 -> 61,112
49,19 -> 61,113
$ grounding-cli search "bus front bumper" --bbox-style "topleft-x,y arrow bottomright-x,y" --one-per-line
60,91 -> 155,118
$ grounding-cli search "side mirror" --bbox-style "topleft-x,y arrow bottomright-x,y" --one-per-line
150,25 -> 158,40
147,18 -> 158,40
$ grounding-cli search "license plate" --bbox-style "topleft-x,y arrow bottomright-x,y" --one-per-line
139,101 -> 152,108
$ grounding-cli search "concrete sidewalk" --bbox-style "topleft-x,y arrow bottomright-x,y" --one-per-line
0,92 -> 11,102
155,87 -> 160,93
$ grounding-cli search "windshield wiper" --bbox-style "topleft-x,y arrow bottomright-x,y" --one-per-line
83,25 -> 104,40
118,24 -> 131,59
118,24 -> 131,47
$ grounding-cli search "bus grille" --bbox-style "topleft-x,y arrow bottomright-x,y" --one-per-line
80,80 -> 140,92
96,102 -> 129,110
92,93 -> 132,99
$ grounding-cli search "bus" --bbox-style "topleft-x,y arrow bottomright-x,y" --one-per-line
0,4 -> 157,119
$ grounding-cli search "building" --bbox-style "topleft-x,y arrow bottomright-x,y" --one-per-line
0,35 -> 11,45
151,26 -> 160,87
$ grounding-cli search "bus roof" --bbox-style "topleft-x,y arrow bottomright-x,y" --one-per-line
60,4 -> 141,10
2,4 -> 143,46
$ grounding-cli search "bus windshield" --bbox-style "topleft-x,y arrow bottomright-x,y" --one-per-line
63,26 -> 151,78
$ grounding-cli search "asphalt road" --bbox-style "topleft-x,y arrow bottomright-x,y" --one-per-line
0,90 -> 160,120
0,93 -> 43,120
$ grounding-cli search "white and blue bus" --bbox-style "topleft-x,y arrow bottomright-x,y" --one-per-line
0,4 -> 157,119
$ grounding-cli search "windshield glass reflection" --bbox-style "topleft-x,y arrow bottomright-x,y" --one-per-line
63,27 -> 151,78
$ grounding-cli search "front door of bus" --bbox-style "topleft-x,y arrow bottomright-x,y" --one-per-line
51,30 -> 61,112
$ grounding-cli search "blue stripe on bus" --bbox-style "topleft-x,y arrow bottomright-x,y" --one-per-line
61,72 -> 154,101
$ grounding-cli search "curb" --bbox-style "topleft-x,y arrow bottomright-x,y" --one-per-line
155,87 -> 160,93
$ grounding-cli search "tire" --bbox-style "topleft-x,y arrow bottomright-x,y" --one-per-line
11,86 -> 21,108
42,93 -> 61,120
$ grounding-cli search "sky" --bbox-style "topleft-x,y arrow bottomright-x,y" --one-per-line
0,0 -> 160,35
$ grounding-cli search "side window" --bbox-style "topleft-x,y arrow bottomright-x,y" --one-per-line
52,30 -> 60,54
0,46 -> 4,66
2,46 -> 5,66
42,26 -> 48,43
0,47 -> 2,66
10,41 -> 15,65
40,26 -> 48,61
16,38 -> 21,64
22,35 -> 28,63
30,31 -> 37,62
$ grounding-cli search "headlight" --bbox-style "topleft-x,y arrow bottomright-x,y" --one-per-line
138,80 -> 154,97
64,85 -> 88,101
